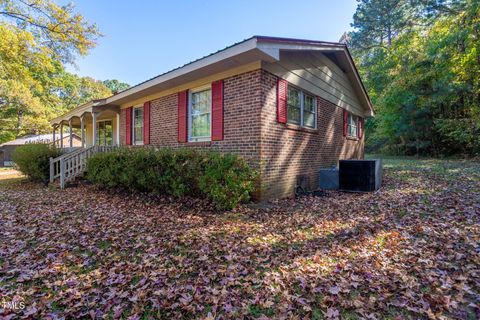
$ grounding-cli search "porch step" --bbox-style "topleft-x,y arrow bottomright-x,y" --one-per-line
49,145 -> 118,189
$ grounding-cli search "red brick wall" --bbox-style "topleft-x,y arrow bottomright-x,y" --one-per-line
121,70 -> 263,168
119,68 -> 364,200
259,70 -> 364,199
149,94 -> 177,146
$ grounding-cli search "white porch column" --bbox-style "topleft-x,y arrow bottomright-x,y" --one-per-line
60,123 -> 64,148
116,112 -> 120,146
92,112 -> 97,146
80,115 -> 85,148
52,125 -> 56,148
69,119 -> 73,148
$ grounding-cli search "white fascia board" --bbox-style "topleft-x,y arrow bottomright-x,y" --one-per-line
256,42 -> 345,61
257,41 -> 374,116
105,38 -> 259,105
50,101 -> 94,125
343,56 -> 375,116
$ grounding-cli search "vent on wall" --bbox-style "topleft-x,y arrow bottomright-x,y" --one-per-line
295,174 -> 309,195
339,159 -> 383,192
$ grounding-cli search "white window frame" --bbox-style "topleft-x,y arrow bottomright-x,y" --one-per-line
132,105 -> 144,145
188,84 -> 212,142
95,119 -> 114,146
287,85 -> 317,129
347,113 -> 358,138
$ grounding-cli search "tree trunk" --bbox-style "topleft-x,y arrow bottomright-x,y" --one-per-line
15,110 -> 23,137
387,25 -> 392,46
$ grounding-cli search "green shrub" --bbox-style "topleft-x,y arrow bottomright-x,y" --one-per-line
12,144 -> 61,183
198,152 -> 257,210
86,148 -> 258,210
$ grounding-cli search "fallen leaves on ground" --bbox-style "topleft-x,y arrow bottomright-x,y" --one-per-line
0,159 -> 479,319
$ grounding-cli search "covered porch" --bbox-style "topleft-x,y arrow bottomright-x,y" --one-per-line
50,100 -> 121,149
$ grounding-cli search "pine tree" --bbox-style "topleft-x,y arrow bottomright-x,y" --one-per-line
350,0 -> 414,50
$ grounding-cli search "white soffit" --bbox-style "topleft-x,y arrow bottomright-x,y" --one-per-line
55,36 -> 373,120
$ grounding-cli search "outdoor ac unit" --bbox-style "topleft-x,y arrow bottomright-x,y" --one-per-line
339,159 -> 383,192
319,168 -> 339,190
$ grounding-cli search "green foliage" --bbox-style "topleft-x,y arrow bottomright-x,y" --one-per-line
102,79 -> 130,94
86,148 -> 258,210
0,1 -> 127,144
0,22 -> 58,138
351,0 -> 414,49
12,144 -> 60,182
435,118 -> 480,154
0,0 -> 101,63
350,0 -> 480,157
197,152 -> 257,210
55,73 -> 112,112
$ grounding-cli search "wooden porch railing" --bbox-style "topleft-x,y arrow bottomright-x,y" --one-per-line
50,145 -> 118,189
59,147 -> 82,154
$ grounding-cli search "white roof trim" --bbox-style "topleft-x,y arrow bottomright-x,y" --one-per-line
256,41 -> 373,116
50,100 -> 105,125
105,38 -> 258,105
51,36 -> 373,125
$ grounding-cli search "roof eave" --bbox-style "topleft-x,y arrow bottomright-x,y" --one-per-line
255,38 -> 374,117
51,36 -> 374,123
104,37 -> 264,106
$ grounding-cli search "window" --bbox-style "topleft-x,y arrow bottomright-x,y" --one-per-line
287,87 -> 301,125
189,87 -> 211,142
347,113 -> 358,137
287,86 -> 316,128
133,106 -> 144,145
303,95 -> 316,128
96,120 -> 113,146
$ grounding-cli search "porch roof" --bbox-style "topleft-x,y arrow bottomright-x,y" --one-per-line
50,99 -> 120,126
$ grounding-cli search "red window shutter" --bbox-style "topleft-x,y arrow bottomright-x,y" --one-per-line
211,80 -> 224,141
178,90 -> 188,143
277,78 -> 288,123
343,109 -> 348,137
358,117 -> 364,139
143,101 -> 151,144
126,107 -> 132,145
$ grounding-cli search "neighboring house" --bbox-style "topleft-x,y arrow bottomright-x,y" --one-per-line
50,36 -> 374,199
0,133 -> 81,167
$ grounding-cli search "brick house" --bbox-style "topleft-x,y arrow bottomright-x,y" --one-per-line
50,36 -> 374,199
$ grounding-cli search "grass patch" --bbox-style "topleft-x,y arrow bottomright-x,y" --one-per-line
248,304 -> 275,318
96,240 -> 112,250
219,212 -> 250,222
247,233 -> 283,246
0,176 -> 26,186
170,244 -> 189,256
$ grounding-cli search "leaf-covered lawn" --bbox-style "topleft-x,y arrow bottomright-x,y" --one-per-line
1,158 -> 479,319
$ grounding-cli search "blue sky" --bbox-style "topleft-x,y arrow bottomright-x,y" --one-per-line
67,0 -> 358,86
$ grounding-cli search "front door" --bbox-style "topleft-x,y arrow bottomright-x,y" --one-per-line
96,120 -> 113,146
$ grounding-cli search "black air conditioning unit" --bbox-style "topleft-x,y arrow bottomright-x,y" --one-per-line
339,159 -> 382,192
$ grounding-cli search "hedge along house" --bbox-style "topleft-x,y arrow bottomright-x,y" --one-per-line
50,36 -> 374,199
0,133 -> 81,167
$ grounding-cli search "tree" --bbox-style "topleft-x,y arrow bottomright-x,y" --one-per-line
0,22 -> 57,138
412,0 -> 468,19
0,0 -> 102,143
55,73 -> 112,111
350,0 -> 480,156
0,0 -> 100,62
102,79 -> 130,94
350,0 -> 413,50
